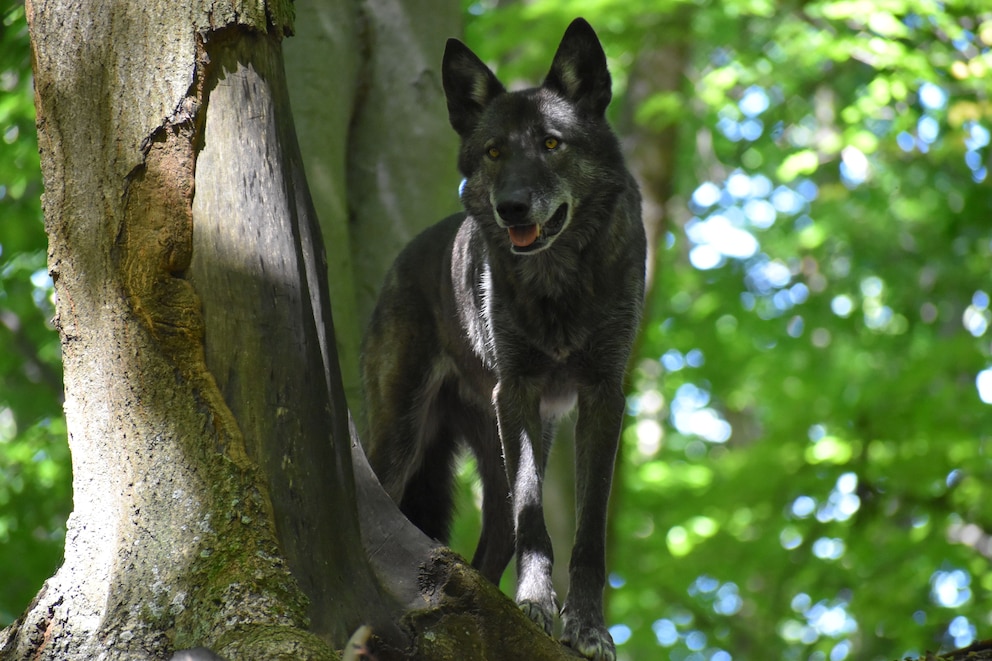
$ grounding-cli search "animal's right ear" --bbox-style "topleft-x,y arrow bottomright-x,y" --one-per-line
442,39 -> 506,137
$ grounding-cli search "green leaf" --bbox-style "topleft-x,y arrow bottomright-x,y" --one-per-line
777,149 -> 820,181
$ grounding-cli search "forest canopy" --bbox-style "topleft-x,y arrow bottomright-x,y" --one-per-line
2,1 -> 991,661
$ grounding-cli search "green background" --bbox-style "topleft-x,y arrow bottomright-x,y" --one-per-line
2,2 -> 991,660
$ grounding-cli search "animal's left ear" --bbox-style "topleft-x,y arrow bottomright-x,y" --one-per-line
543,18 -> 612,117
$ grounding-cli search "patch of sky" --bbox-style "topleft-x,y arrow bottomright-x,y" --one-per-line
687,170 -> 813,277
627,388 -> 664,417
792,495 -> 816,518
812,537 -> 846,560
662,349 -> 686,372
653,618 -> 679,646
806,600 -> 857,637
931,568 -> 972,608
691,181 -> 722,210
685,348 -> 704,367
976,368 -> 992,404
839,146 -> 869,187
739,86 -> 770,117
861,276 -> 883,298
947,615 -> 976,648
717,114 -> 743,142
964,121 -> 989,150
670,383 -> 732,444
897,131 -> 915,152
743,198 -> 776,229
918,82 -> 947,111
686,630 -> 707,651
795,178 -> 818,201
963,293 -> 989,336
739,118 -> 764,141
917,115 -> 940,145
786,315 -> 804,338
686,215 -> 759,264
726,171 -> 753,199
831,640 -> 852,661
30,268 -> 54,308
771,186 -> 806,214
781,597 -> 858,646
746,258 -> 791,295
816,472 -> 861,523
780,525 -> 803,550
831,294 -> 854,318
609,624 -> 632,645
713,583 -> 742,616
963,121 -> 989,182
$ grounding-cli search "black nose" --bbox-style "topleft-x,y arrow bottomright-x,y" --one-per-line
496,196 -> 531,224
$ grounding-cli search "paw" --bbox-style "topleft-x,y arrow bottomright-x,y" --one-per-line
560,613 -> 616,661
518,599 -> 554,636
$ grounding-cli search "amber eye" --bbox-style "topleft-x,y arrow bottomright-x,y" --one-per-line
487,146 -> 501,160
544,136 -> 560,150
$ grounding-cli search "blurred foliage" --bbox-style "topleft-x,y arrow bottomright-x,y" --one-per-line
3,1 -> 992,659
0,2 -> 69,626
459,1 -> 992,660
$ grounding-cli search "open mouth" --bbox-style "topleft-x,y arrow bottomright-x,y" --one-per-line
506,204 -> 569,254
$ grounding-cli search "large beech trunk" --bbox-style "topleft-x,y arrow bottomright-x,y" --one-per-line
5,2 -> 336,658
1,1 -> 587,659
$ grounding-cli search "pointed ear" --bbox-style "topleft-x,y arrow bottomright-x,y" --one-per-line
442,38 -> 506,137
543,18 -> 612,117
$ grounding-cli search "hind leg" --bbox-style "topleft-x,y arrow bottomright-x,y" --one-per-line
364,378 -> 459,542
361,269 -> 442,497
364,365 -> 459,541
467,421 -> 514,583
395,428 -> 459,542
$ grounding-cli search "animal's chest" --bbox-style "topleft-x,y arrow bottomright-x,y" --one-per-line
484,287 -> 598,380
511,295 -> 586,356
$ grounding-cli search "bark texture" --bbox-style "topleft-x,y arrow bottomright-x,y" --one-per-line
7,0 -> 332,658
3,1 -> 613,659
284,0 -> 462,417
188,26 -> 397,646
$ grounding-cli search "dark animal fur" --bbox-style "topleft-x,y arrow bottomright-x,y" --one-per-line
361,18 -> 645,660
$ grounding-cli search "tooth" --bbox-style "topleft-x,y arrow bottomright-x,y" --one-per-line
536,223 -> 541,236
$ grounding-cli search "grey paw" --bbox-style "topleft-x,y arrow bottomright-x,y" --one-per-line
560,614 -> 616,661
519,599 -> 555,636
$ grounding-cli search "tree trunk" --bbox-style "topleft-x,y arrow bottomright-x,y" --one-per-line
618,14 -> 692,294
187,25 -> 394,646
5,1 -> 333,658
283,0 -> 463,418
2,1 -> 591,659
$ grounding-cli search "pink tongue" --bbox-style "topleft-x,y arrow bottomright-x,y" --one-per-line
508,224 -> 539,247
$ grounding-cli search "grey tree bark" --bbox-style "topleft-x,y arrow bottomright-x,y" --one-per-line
1,1 -> 589,659
3,1 -> 335,658
284,0 -> 463,418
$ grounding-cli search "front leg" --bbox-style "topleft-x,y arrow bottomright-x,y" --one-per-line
560,382 -> 624,661
493,378 -> 557,635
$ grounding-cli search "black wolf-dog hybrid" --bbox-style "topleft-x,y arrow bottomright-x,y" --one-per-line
361,18 -> 645,661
